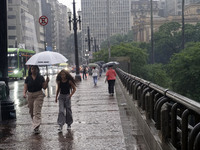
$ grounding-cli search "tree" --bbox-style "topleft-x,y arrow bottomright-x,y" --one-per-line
142,64 -> 171,88
168,42 -> 200,101
153,22 -> 182,64
93,42 -> 148,76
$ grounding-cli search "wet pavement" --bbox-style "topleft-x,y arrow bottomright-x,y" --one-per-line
0,73 -> 149,150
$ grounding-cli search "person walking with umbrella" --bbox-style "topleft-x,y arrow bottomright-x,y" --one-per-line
105,65 -> 116,96
55,69 -> 76,132
23,65 -> 49,134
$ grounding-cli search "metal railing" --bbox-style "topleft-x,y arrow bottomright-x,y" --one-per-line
116,68 -> 200,150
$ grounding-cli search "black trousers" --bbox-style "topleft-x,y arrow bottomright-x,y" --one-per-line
108,80 -> 115,94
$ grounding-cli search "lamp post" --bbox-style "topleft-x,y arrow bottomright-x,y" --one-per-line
85,49 -> 89,65
85,26 -> 93,52
182,0 -> 185,49
150,0 -> 154,64
68,0 -> 81,81
85,26 -> 93,62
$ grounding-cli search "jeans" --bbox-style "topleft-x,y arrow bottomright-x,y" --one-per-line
93,76 -> 98,85
83,72 -> 87,79
57,94 -> 73,127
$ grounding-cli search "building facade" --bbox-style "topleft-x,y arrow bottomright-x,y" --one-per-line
131,1 -> 200,43
7,0 -> 70,55
81,0 -> 131,60
42,0 -> 71,58
7,0 -> 43,52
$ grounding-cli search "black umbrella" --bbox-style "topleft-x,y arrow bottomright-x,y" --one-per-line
103,61 -> 119,68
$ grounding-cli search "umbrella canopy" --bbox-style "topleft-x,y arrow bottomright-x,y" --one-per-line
26,51 -> 68,66
88,63 -> 99,68
103,61 -> 119,68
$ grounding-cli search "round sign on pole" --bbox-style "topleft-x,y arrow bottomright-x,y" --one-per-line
39,16 -> 48,26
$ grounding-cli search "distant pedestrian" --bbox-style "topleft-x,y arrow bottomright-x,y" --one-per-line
99,67 -> 103,77
55,69 -> 76,132
23,65 -> 49,134
92,67 -> 99,86
82,66 -> 87,79
105,65 -> 116,96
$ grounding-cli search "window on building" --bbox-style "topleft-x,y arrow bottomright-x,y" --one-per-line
8,15 -> 16,19
8,26 -> 16,30
8,36 -> 16,40
197,9 -> 200,14
8,7 -> 13,11
8,0 -> 12,3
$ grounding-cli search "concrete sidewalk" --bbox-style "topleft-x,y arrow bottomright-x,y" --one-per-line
0,74 -> 148,150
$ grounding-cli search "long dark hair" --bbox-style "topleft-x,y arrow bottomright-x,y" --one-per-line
56,69 -> 76,86
28,65 -> 40,76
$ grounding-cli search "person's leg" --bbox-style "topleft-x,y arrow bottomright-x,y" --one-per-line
95,76 -> 98,85
27,93 -> 34,119
32,91 -> 45,131
108,80 -> 112,94
57,94 -> 66,128
82,72 -> 84,79
65,95 -> 73,128
110,80 -> 115,94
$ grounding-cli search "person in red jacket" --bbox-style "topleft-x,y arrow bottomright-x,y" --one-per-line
105,65 -> 116,96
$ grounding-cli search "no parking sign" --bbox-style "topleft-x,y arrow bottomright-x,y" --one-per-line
39,16 -> 48,26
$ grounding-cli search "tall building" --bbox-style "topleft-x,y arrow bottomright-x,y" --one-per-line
42,0 -> 71,58
7,0 -> 44,52
81,0 -> 131,59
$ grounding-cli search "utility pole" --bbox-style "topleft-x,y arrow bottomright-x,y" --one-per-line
106,0 -> 111,58
182,0 -> 185,49
68,0 -> 82,81
150,0 -> 154,64
87,26 -> 91,52
0,0 -> 8,86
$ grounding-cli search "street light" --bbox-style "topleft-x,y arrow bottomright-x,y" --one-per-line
85,49 -> 89,64
85,26 -> 93,51
68,0 -> 81,81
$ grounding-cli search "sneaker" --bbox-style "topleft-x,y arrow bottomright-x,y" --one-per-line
33,128 -> 41,134
67,125 -> 71,130
58,125 -> 63,133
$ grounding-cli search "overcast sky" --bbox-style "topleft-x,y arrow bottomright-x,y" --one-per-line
58,0 -> 81,11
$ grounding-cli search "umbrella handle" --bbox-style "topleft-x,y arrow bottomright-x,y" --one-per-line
46,65 -> 48,77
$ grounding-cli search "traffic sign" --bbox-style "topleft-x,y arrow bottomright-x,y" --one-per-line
39,16 -> 48,26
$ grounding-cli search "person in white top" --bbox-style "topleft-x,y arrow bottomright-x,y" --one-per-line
92,67 -> 99,86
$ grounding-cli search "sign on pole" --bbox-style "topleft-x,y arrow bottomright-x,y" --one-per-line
39,16 -> 48,26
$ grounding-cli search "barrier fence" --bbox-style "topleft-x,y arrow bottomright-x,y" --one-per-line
116,68 -> 200,150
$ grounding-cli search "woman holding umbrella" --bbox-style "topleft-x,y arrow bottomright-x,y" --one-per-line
23,65 -> 49,134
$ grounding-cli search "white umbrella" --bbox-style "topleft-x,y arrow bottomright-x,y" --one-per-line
26,51 -> 68,66
25,51 -> 68,98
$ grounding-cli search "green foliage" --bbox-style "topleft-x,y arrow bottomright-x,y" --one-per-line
153,22 -> 182,64
100,30 -> 134,49
112,43 -> 148,76
94,42 -> 148,76
168,42 -> 200,101
141,64 -> 171,88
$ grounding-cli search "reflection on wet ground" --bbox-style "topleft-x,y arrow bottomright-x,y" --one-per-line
1,74 -> 149,150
